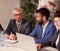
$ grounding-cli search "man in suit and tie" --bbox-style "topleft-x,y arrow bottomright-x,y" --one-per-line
40,11 -> 60,51
5,8 -> 32,40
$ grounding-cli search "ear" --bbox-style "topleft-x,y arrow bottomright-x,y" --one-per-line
42,16 -> 46,21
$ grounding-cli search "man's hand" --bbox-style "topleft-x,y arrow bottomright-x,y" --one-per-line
4,34 -> 9,39
9,34 -> 17,40
36,44 -> 42,50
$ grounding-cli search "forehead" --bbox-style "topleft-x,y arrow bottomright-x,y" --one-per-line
13,9 -> 23,14
35,12 -> 41,16
54,17 -> 60,21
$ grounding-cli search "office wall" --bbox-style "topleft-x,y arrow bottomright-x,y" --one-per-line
55,0 -> 60,10
0,0 -> 20,30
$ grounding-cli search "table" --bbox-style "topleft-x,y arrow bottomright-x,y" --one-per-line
0,33 -> 37,51
0,47 -> 27,51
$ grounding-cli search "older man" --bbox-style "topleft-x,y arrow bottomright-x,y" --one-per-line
5,8 -> 32,40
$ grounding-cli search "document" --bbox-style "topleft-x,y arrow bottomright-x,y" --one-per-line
4,39 -> 18,44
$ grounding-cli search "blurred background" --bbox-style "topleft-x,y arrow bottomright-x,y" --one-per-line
0,0 -> 60,30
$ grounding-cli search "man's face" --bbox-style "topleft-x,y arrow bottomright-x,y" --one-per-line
35,13 -> 44,25
13,10 -> 22,22
54,17 -> 60,30
35,13 -> 42,23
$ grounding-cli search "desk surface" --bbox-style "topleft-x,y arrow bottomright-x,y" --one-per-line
2,33 -> 37,51
0,47 -> 27,51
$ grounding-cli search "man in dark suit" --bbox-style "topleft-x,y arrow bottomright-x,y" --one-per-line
0,24 -> 4,31
51,11 -> 60,51
5,8 -> 32,40
40,11 -> 60,51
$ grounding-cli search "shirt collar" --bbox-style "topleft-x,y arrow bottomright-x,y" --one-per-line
16,20 -> 22,25
42,21 -> 49,28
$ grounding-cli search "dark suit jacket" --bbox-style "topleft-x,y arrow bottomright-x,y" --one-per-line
0,24 -> 4,31
42,30 -> 60,50
57,37 -> 60,51
5,19 -> 32,35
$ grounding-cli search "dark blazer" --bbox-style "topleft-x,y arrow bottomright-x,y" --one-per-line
29,20 -> 56,43
0,24 -> 4,31
41,30 -> 60,50
51,30 -> 60,50
5,19 -> 32,35
57,37 -> 60,51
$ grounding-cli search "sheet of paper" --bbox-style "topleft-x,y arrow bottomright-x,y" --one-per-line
4,39 -> 18,44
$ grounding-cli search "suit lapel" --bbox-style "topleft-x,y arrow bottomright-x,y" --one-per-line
13,20 -> 18,32
43,21 -> 50,37
57,34 -> 60,49
44,21 -> 52,37
18,19 -> 25,33
13,19 -> 25,33
51,31 -> 59,46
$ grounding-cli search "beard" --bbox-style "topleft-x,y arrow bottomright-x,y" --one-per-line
38,20 -> 44,25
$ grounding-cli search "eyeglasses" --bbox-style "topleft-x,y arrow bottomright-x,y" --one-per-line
58,20 -> 60,24
14,14 -> 22,16
54,20 -> 60,24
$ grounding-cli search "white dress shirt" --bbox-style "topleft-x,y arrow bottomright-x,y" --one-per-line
55,34 -> 60,47
42,21 -> 49,38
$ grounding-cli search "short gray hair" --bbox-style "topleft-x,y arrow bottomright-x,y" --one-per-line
13,8 -> 23,14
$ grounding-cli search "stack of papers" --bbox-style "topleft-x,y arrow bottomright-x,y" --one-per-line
4,39 -> 18,44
